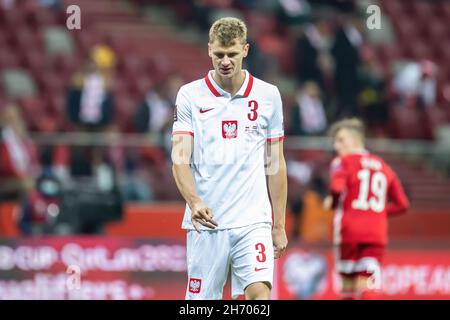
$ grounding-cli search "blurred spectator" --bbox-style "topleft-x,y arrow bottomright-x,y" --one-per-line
289,81 -> 327,136
104,127 -> 154,202
18,148 -> 63,235
287,159 -> 313,238
392,59 -> 438,108
38,0 -> 62,9
0,104 -> 38,202
244,38 -> 274,80
134,74 -> 181,134
331,14 -> 363,118
294,19 -> 332,89
66,45 -> 116,131
357,46 -> 388,131
276,0 -> 312,26
0,0 -> 14,9
298,175 -> 332,243
60,143 -> 123,234
119,149 -> 154,202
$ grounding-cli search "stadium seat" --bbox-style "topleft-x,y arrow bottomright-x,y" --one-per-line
128,74 -> 154,98
52,53 -> 81,78
411,0 -> 436,20
0,49 -> 22,69
12,28 -> 42,57
1,8 -> 26,30
423,106 -> 449,139
1,69 -> 37,99
114,94 -> 137,132
43,26 -> 75,57
27,8 -> 60,28
389,102 -> 427,139
18,96 -> 44,114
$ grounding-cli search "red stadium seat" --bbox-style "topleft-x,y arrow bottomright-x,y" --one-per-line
389,102 -> 427,140
411,0 -> 437,20
395,17 -> 418,44
380,0 -> 405,17
2,9 -> 26,29
46,91 -> 66,115
437,1 -> 450,21
23,50 -> 50,75
435,42 -> 450,68
423,106 -> 449,139
114,94 -> 138,132
37,72 -> 65,96
376,44 -> 404,68
11,27 -> 41,53
27,8 -> 60,28
33,111 -> 60,132
408,41 -> 435,61
0,49 -> 22,69
128,74 -> 154,98
52,53 -> 81,77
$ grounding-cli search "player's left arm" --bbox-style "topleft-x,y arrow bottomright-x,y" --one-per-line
266,86 -> 288,259
267,139 -> 288,259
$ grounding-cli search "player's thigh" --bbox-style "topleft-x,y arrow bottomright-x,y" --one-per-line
230,223 -> 274,299
185,229 -> 230,300
355,244 -> 384,291
335,243 -> 358,275
244,281 -> 271,300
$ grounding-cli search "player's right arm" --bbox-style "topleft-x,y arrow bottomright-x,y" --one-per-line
171,88 -> 217,232
324,157 -> 347,211
386,171 -> 409,216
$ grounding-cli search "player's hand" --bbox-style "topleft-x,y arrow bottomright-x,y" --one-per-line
323,195 -> 333,211
190,201 -> 218,233
272,226 -> 288,259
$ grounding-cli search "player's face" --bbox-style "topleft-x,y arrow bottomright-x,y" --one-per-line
208,39 -> 249,79
334,128 -> 361,156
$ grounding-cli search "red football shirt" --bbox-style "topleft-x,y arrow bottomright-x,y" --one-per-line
329,150 -> 409,245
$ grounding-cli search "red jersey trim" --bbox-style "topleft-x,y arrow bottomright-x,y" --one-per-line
267,136 -> 284,142
204,75 -> 221,97
172,131 -> 194,136
243,73 -> 254,97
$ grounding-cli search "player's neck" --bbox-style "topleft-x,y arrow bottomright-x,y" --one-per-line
349,147 -> 367,155
212,70 -> 246,96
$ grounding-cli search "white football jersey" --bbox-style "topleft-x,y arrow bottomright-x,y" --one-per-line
172,70 -> 284,230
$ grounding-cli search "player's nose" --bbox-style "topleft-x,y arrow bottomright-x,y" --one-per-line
222,55 -> 231,65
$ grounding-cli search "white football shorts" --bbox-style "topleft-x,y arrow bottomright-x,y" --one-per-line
185,222 -> 274,300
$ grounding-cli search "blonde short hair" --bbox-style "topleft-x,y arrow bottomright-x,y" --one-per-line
209,17 -> 247,46
328,118 -> 365,141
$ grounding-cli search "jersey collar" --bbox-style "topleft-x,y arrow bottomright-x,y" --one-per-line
204,70 -> 254,98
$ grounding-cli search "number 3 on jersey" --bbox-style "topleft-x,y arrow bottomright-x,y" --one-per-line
248,100 -> 258,121
352,169 -> 387,212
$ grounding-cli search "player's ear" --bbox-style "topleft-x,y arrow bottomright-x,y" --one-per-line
208,43 -> 212,58
242,43 -> 249,58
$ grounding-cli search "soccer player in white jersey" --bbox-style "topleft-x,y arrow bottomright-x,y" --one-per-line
171,17 -> 288,300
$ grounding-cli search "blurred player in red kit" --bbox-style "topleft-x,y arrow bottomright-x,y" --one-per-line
324,118 -> 409,300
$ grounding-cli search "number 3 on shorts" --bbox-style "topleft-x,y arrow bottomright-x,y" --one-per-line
255,243 -> 266,263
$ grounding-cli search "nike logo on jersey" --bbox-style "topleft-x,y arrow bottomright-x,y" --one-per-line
254,267 -> 268,272
200,108 -> 214,113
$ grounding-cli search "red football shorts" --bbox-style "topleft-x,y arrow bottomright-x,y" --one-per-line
335,243 -> 384,277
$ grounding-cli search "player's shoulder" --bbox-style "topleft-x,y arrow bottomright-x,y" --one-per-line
251,75 -> 280,96
177,78 -> 205,97
362,152 -> 395,174
330,156 -> 344,172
